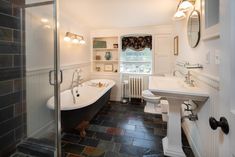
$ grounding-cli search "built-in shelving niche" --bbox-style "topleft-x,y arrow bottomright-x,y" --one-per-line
92,37 -> 119,74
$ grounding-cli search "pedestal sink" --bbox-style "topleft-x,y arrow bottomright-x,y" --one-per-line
149,76 -> 209,157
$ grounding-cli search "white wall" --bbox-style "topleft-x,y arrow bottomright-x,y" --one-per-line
173,0 -> 221,157
90,25 -> 174,101
25,4 -> 91,137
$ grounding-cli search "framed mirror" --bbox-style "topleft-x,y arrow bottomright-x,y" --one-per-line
187,10 -> 200,48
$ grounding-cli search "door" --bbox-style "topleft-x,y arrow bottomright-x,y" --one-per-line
23,0 -> 61,156
218,0 -> 235,156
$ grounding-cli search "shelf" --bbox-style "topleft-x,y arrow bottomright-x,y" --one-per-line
93,48 -> 118,51
92,72 -> 119,76
94,60 -> 118,62
120,61 -> 151,63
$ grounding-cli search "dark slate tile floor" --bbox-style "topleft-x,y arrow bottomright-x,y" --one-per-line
62,101 -> 195,157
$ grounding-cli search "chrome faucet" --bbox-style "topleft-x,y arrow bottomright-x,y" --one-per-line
184,71 -> 191,84
184,71 -> 195,87
71,69 -> 83,104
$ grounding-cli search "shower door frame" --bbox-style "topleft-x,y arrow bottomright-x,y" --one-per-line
21,1 -> 61,156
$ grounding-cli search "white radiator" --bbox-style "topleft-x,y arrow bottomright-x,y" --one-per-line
128,75 -> 144,100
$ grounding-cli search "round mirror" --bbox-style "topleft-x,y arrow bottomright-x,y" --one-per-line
187,10 -> 200,48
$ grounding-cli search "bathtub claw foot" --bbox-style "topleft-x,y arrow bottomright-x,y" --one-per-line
80,130 -> 86,137
75,121 -> 89,138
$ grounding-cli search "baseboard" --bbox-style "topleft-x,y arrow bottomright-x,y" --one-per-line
28,121 -> 54,138
182,122 -> 202,157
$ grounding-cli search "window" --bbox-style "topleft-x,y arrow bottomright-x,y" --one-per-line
120,35 -> 153,74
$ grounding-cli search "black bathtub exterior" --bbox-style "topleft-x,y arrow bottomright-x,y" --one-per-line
61,89 -> 112,131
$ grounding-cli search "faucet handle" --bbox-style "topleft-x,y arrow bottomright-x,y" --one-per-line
184,76 -> 188,82
190,80 -> 195,87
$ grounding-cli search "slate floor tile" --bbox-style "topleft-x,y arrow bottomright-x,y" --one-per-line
144,133 -> 164,141
153,128 -> 167,137
117,123 -> 135,131
124,130 -> 145,139
112,135 -> 133,145
90,119 -> 103,125
119,144 -> 144,157
97,140 -> 115,152
101,121 -> 117,127
78,137 -> 99,147
132,138 -> 160,150
85,130 -> 96,138
94,132 -> 113,141
63,143 -> 85,155
82,146 -> 105,157
104,151 -> 120,157
62,134 -> 81,144
66,153 -> 85,157
135,126 -> 154,134
106,128 -> 124,136
88,125 -> 107,133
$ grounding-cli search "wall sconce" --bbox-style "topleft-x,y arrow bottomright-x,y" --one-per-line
63,32 -> 86,44
173,0 -> 195,21
178,0 -> 193,12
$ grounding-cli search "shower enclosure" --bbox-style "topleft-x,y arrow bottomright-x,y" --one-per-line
0,0 -> 61,156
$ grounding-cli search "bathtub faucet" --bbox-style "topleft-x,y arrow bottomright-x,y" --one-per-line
71,69 -> 83,104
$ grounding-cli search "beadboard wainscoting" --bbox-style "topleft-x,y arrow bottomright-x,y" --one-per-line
26,62 -> 91,137
176,65 -> 220,157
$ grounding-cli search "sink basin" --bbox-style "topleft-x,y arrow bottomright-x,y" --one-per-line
148,76 -> 209,157
149,76 -> 209,101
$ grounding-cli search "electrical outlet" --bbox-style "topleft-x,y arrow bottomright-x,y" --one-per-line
206,51 -> 210,64
215,49 -> 220,65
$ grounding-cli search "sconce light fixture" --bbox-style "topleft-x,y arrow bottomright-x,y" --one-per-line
64,32 -> 71,42
63,32 -> 86,44
173,0 -> 195,21
178,1 -> 193,12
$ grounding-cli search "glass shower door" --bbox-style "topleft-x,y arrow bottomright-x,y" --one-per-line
22,0 -> 61,156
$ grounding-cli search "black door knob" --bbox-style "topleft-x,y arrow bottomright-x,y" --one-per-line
209,117 -> 229,134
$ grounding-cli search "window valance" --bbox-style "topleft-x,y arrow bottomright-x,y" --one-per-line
122,36 -> 152,51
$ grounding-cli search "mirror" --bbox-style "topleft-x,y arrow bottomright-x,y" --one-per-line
187,10 -> 200,48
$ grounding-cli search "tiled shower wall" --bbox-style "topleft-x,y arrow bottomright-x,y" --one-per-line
0,0 -> 26,156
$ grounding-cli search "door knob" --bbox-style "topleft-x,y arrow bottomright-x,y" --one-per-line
209,117 -> 229,134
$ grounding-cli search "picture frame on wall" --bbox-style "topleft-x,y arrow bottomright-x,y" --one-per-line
113,44 -> 118,48
104,64 -> 113,72
174,36 -> 179,56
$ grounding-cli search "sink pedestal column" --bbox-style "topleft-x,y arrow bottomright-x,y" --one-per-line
162,98 -> 186,157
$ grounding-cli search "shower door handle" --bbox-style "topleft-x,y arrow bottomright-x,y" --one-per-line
59,70 -> 63,84
49,70 -> 55,85
49,70 -> 63,85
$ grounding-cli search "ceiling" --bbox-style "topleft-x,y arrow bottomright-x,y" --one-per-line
60,0 -> 178,29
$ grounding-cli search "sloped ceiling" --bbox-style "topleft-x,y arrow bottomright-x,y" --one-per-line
60,0 -> 178,29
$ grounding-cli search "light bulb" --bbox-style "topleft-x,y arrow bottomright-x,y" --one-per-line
41,18 -> 49,23
79,40 -> 86,44
173,10 -> 186,21
72,38 -> 79,44
179,1 -> 193,12
64,36 -> 71,42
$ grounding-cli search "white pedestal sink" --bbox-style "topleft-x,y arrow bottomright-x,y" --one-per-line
149,76 -> 209,157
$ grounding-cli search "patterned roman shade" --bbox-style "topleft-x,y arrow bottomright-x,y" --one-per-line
122,36 -> 152,51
